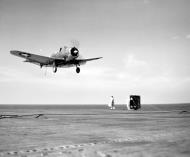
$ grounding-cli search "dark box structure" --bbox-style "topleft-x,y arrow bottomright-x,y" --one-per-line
129,95 -> 141,110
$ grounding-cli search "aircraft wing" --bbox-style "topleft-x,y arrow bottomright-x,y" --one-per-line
10,50 -> 55,66
10,50 -> 102,70
76,57 -> 103,63
73,57 -> 103,66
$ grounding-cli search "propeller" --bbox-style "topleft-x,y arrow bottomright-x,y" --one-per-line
70,39 -> 80,49
70,39 -> 80,57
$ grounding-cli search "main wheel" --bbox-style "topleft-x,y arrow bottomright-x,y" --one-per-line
53,66 -> 57,73
76,67 -> 80,73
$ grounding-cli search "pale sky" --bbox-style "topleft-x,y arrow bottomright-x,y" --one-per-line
0,0 -> 190,104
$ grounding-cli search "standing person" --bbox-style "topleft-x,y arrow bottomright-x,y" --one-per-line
126,98 -> 131,110
108,96 -> 115,109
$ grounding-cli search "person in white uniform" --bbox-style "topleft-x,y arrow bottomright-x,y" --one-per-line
126,98 -> 131,110
108,96 -> 115,109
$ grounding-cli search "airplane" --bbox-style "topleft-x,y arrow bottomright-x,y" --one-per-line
10,46 -> 102,73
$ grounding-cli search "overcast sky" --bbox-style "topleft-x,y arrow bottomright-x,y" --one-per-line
0,0 -> 190,104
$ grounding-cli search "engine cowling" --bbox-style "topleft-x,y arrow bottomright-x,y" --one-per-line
70,47 -> 79,57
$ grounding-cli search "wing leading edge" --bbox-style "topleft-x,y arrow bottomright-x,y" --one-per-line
64,57 -> 102,67
10,50 -> 55,66
77,57 -> 103,62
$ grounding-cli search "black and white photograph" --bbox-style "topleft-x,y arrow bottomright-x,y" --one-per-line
0,0 -> 190,156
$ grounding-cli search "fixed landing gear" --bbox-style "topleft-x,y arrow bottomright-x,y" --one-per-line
76,67 -> 80,73
53,66 -> 57,73
52,62 -> 57,73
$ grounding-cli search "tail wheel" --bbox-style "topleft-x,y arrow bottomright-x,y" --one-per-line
76,67 -> 80,73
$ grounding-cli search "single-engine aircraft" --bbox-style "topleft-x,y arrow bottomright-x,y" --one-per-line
10,46 -> 102,73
